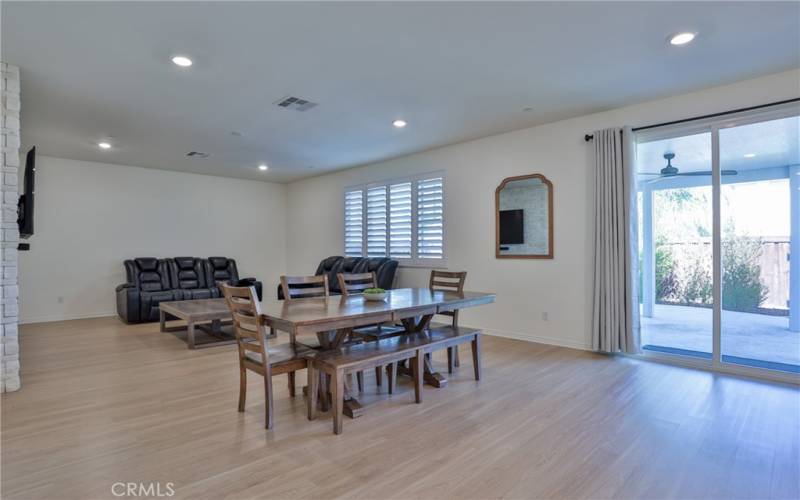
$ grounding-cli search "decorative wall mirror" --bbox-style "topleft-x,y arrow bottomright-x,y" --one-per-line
495,174 -> 553,259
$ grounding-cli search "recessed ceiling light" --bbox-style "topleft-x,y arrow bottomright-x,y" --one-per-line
171,55 -> 193,67
669,32 -> 696,46
97,142 -> 111,149
258,164 -> 268,171
392,119 -> 407,128
743,153 -> 757,158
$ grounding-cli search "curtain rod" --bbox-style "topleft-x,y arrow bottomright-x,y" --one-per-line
583,97 -> 800,142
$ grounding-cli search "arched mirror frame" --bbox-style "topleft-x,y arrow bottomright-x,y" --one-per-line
495,173 -> 554,259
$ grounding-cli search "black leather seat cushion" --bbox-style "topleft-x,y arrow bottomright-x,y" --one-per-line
206,256 -> 240,295
169,257 -> 214,300
124,258 -> 180,321
354,257 -> 398,290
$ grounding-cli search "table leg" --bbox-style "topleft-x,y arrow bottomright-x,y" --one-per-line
187,320 -> 196,350
159,309 -> 166,332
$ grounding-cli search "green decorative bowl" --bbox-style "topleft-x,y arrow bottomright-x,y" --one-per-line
363,288 -> 387,301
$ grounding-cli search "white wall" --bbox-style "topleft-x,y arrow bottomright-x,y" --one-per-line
18,157 -> 286,323
286,69 -> 800,350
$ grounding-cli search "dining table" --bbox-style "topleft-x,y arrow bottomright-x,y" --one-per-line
259,287 -> 496,418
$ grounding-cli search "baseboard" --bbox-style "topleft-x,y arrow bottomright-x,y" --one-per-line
466,324 -> 592,351
19,311 -> 117,325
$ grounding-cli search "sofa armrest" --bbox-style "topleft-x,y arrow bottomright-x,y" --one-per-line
116,284 -> 141,323
232,278 -> 262,301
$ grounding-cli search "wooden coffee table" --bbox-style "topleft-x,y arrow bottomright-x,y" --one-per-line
159,298 -> 235,349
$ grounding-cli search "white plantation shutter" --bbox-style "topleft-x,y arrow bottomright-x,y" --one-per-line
344,190 -> 363,257
345,172 -> 444,264
366,186 -> 388,257
389,182 -> 413,258
416,177 -> 444,259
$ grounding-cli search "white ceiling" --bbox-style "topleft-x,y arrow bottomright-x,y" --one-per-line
2,1 -> 799,183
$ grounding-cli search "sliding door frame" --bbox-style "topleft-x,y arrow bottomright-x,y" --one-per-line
635,101 -> 800,385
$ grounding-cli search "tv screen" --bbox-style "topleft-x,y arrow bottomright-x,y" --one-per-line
499,209 -> 524,245
17,146 -> 35,239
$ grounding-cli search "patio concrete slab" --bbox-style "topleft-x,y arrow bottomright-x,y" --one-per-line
641,304 -> 800,368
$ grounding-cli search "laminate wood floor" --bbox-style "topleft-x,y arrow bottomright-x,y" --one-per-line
2,317 -> 798,500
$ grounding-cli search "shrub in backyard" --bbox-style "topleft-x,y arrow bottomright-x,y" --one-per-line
722,235 -> 768,312
655,244 -> 679,302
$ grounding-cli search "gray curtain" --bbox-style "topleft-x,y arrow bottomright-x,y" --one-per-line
591,127 -> 640,354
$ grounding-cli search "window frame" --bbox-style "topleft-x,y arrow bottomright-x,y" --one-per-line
344,171 -> 446,268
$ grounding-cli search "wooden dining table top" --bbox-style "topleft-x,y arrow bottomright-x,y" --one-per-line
259,287 -> 495,335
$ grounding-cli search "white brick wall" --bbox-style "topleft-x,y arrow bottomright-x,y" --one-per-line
1,62 -> 21,393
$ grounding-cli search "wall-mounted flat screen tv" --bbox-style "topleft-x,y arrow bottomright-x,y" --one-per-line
17,146 -> 35,239
499,209 -> 523,245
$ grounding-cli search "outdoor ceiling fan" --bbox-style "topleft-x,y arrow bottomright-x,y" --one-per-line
640,153 -> 737,182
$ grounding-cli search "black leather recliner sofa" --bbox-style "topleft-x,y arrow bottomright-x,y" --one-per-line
276,256 -> 398,299
116,256 -> 262,323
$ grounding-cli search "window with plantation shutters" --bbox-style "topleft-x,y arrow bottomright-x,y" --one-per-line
416,177 -> 444,259
366,186 -> 388,257
389,182 -> 412,258
344,190 -> 363,257
344,172 -> 445,265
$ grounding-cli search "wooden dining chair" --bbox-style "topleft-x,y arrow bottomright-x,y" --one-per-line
430,270 -> 468,372
279,274 -> 330,349
280,274 -> 330,301
339,272 -> 404,343
220,283 -> 310,430
337,272 -> 377,298
280,274 -> 340,405
337,271 -> 404,389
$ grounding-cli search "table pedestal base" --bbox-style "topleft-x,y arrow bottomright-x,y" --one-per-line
396,356 -> 447,388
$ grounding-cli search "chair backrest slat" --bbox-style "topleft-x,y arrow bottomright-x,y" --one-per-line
430,270 -> 467,326
337,272 -> 378,298
221,283 -> 269,365
429,270 -> 467,293
281,275 -> 330,301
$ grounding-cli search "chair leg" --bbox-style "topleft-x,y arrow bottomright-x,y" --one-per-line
471,334 -> 482,381
332,369 -> 344,435
318,373 -> 330,412
307,363 -> 318,421
447,347 -> 454,374
238,366 -> 247,412
288,371 -> 296,397
356,371 -> 364,392
413,351 -> 423,404
375,366 -> 383,387
387,362 -> 397,394
264,364 -> 274,429
453,345 -> 461,367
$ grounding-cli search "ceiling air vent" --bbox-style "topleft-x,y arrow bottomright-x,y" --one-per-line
186,151 -> 210,159
275,95 -> 318,112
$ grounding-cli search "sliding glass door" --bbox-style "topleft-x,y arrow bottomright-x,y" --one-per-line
637,131 -> 714,359
635,103 -> 799,379
719,114 -> 799,373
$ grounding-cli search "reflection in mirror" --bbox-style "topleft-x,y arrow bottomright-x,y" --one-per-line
495,174 -> 553,259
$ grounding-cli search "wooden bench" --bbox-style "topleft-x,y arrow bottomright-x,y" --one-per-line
307,326 -> 482,434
